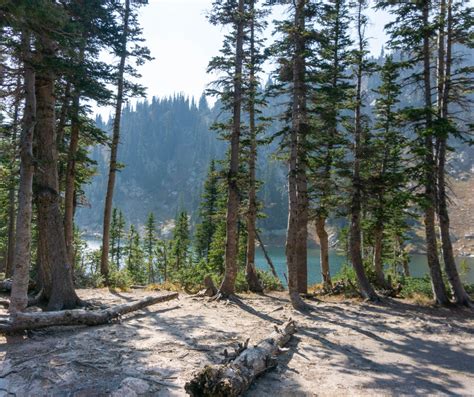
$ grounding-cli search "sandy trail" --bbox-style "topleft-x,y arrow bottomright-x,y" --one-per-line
0,289 -> 473,396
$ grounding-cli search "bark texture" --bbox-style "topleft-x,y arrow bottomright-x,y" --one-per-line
1,293 -> 178,333
315,216 -> 331,288
435,0 -> 471,306
421,0 -> 449,305
185,320 -> 296,397
101,0 -> 130,282
285,0 -> 309,310
219,0 -> 245,297
4,76 -> 21,278
245,0 -> 263,294
9,35 -> 36,314
34,34 -> 79,311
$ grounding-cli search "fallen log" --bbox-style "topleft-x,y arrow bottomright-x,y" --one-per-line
0,279 -> 35,292
0,292 -> 179,333
185,319 -> 296,397
0,279 -> 12,292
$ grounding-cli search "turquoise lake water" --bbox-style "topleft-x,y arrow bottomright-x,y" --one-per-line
85,239 -> 474,284
254,246 -> 474,285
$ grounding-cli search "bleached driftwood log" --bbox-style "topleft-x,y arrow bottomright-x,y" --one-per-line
0,292 -> 179,333
185,320 -> 296,397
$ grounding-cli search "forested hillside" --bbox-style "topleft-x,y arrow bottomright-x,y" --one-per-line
77,93 -> 289,233
78,49 -> 474,237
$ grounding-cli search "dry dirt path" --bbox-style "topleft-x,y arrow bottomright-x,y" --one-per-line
0,289 -> 473,396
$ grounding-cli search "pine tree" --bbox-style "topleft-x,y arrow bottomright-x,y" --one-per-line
9,32 -> 36,313
243,0 -> 267,293
144,212 -> 157,283
110,208 -> 126,270
101,0 -> 151,283
125,224 -> 146,284
270,0 -> 316,308
309,0 -> 353,289
172,211 -> 190,272
348,0 -> 379,301
434,0 -> 472,306
194,160 -> 219,262
378,0 -> 450,304
207,0 -> 247,296
364,56 -> 409,288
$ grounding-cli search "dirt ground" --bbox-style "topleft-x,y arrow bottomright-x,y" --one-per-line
0,289 -> 473,396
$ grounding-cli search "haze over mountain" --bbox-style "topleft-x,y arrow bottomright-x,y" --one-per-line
77,49 -> 474,239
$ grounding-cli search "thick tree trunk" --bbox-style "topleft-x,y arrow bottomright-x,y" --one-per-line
34,34 -> 80,311
1,293 -> 178,333
36,216 -> 52,301
349,1 -> 378,301
185,320 -> 296,397
373,224 -> 386,288
421,0 -> 450,305
285,0 -> 309,310
436,0 -> 471,306
245,2 -> 263,294
101,0 -> 131,283
315,215 -> 331,289
9,35 -> 36,314
219,0 -> 245,297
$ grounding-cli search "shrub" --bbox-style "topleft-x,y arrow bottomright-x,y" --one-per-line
257,269 -> 284,291
108,270 -> 133,291
398,276 -> 433,299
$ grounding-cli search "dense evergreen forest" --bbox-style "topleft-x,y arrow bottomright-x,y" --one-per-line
0,0 -> 474,395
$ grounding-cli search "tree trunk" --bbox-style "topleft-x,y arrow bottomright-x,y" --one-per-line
219,0 -> 245,297
185,320 -> 296,397
349,1 -> 378,301
296,165 -> 308,294
245,1 -> 263,294
315,215 -> 331,288
4,75 -> 21,278
36,213 -> 52,301
64,89 -> 81,266
285,0 -> 309,310
373,224 -> 386,288
100,0 -> 131,283
436,0 -> 471,306
2,293 -> 178,333
256,231 -> 280,281
294,0 -> 308,295
421,0 -> 450,305
34,33 -> 80,311
9,35 -> 36,314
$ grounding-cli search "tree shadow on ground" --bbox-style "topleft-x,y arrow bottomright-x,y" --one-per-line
299,298 -> 473,395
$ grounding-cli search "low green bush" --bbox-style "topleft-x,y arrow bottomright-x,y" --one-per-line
108,269 -> 133,290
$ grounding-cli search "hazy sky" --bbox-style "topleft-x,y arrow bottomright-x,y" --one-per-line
97,0 -> 389,117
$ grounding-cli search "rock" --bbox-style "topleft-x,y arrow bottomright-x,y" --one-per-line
120,377 -> 150,394
111,385 -> 137,397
